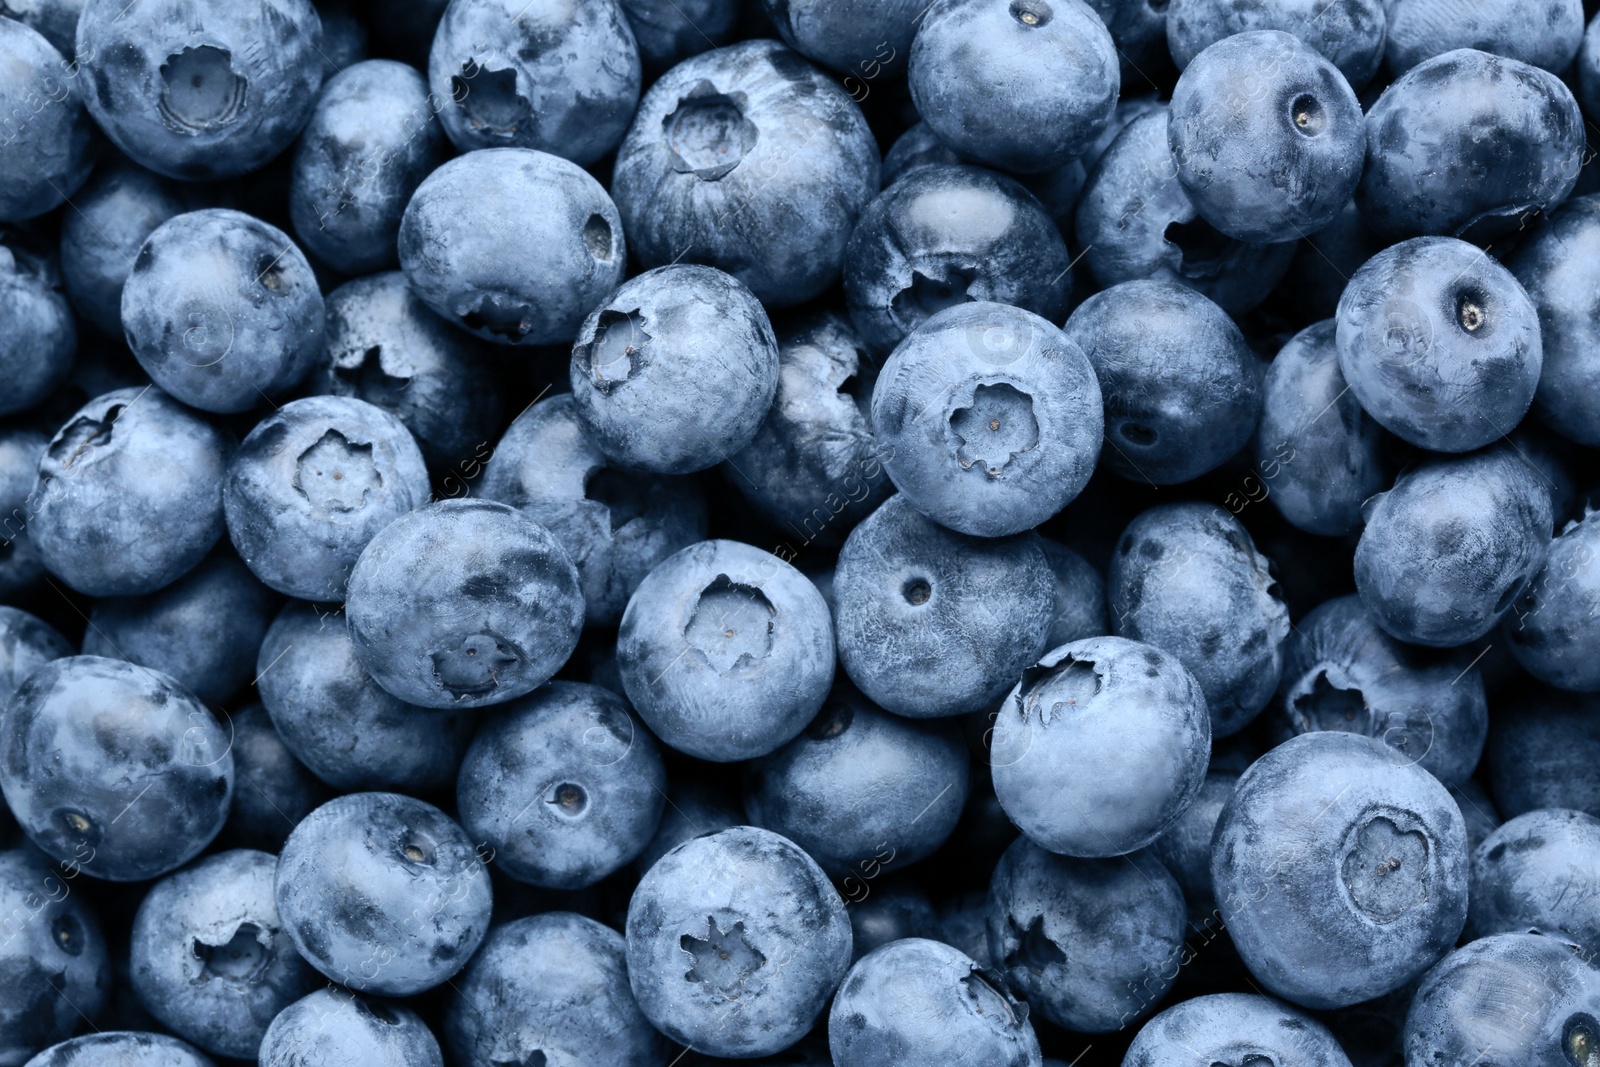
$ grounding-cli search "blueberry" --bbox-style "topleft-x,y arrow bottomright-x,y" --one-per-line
1212,732 -> 1469,1008
1469,809 -> 1600,961
1076,93 -> 1165,175
0,18 -> 94,223
1062,280 -> 1261,485
626,825 -> 851,1058
1165,0 -> 1386,89
1451,778 -> 1502,856
0,656 -> 233,882
398,147 -> 625,346
881,122 -> 966,187
0,229 -> 76,416
77,0 -> 323,180
1278,594 -> 1489,787
568,264 -> 779,475
744,688 -> 970,876
57,162 -> 189,338
991,636 -> 1210,857
345,499 -> 585,709
0,430 -> 50,599
761,0 -> 923,76
938,891 -> 998,969
2,0 -> 84,56
21,1032 -> 216,1067
1354,447 -> 1552,647
259,987 -> 443,1067
223,395 -> 430,602
611,40 -> 879,307
847,881 -> 940,962
909,0 -> 1117,174
1080,0 -> 1171,88
1503,507 -> 1600,692
1122,992 -> 1355,1067
844,165 -> 1072,356
1038,538 -> 1106,649
444,911 -> 667,1067
428,0 -> 640,165
256,601 -> 473,792
274,791 -> 492,995
289,60 -> 448,275
129,850 -> 316,1059
833,494 -> 1055,718
636,780 -> 743,874
1385,0 -> 1584,75
617,539 -> 834,761
0,606 -> 70,707
121,209 -> 325,414
828,938 -> 1042,1067
1146,770 -> 1236,922
620,0 -> 738,77
1584,13 -> 1600,121
216,702 -> 327,852
1486,686 -> 1600,819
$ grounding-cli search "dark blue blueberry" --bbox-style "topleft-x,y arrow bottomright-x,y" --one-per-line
1166,0 -> 1385,88
1280,196 -> 1385,322
289,60 -> 448,275
129,849 -> 316,1059
274,791 -> 492,995
1279,594 -> 1489,787
1358,49 -> 1585,242
1018,159 -> 1087,239
121,209 -> 325,414
569,264 -> 779,474
620,0 -> 738,77
1354,447 -> 1553,647
1470,809 -> 1600,961
216,702 -> 328,852
829,937 -> 1041,1067
761,0 -> 922,77
617,539 -> 834,761
1584,12 -> 1600,121
1212,732 -> 1469,1008
398,147 -> 625,346
986,837 -> 1186,1032
0,656 -> 233,882
1451,778 -> 1501,856
1063,280 -> 1260,485
21,1032 -> 216,1067
626,825 -> 851,1058
1081,0 -> 1170,88
908,0 -> 1117,174
611,40 -> 879,307
1109,504 -> 1288,737
0,18 -> 94,222
1076,93 -> 1164,175
744,688 -> 970,876
443,912 -> 667,1067
0,430 -> 50,599
346,499 -> 585,709
0,606 -> 70,707
259,987 -> 443,1067
1038,538 -> 1106,649
1486,686 -> 1600,819
1146,770 -> 1236,922
636,779 -> 743,874
224,395 -> 430,601
937,891 -> 996,969
1503,507 -> 1600,692
0,229 -> 76,416
58,161 -> 189,337
314,0 -> 369,77
990,636 -> 1210,857
1385,0 -> 1584,75
881,122 -> 964,187
833,494 -> 1055,718
428,0 -> 639,165
1123,992 -> 1354,1067
873,302 -> 1101,537
76,0 -> 323,180
848,880 -> 939,962
2,0 -> 83,55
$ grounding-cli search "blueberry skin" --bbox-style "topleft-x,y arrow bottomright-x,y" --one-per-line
1109,504 -> 1288,737
481,394 -> 706,625
259,988 -> 443,1067
1584,13 -> 1600,122
744,690 -> 970,876
217,703 -> 327,852
1146,771 -> 1236,920
626,825 -> 851,1058
1063,280 -> 1260,486
82,548 -> 277,706
1507,193 -> 1600,447
1165,0 -> 1385,89
1279,595 -> 1489,787
130,850 -> 317,1059
1256,320 -> 1385,536
274,792 -> 492,995
1039,538 -> 1106,649
619,0 -> 738,77
457,682 -> 666,889
428,0 -> 640,165
0,431 -> 50,599
1358,50 -> 1585,242
844,165 -> 1071,357
2,0 -> 84,56
637,779 -> 743,873
849,881 -> 940,962
224,395 -> 431,601
1402,932 -> 1600,1067
0,607 -> 70,709
1081,0 -> 1169,88
611,40 -> 879,308
986,838 -> 1185,1033
256,601 -> 472,792
909,0 -> 1117,174
0,656 -> 233,882
444,912 -> 667,1067
1504,508 -> 1600,692
722,311 -> 891,547
617,539 -> 834,761
58,162 -> 188,337
289,60 -> 448,275
1469,809 -> 1600,961
881,122 -> 965,186
1212,732 -> 1470,1009
76,0 -> 323,181
348,499 -> 584,708
1486,686 -> 1600,819
20,1032 -> 216,1067
1169,31 -> 1365,244
1122,992 -> 1354,1067
0,230 -> 76,417
1385,0 -> 1583,75
991,637 -> 1210,858
1076,110 -> 1296,316
398,147 -> 625,346
834,494 -> 1055,718
1335,236 -> 1542,453
761,0 -> 923,76
873,302 -> 1101,537
0,847 -> 110,1067
0,19 -> 94,222
829,938 -> 1042,1067
569,264 -> 779,474
1354,447 -> 1553,648
939,891 -> 997,969
121,209 -> 325,414
1451,778 -> 1501,856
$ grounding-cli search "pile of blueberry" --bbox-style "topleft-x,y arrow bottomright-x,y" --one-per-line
3,0 -> 1600,1063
